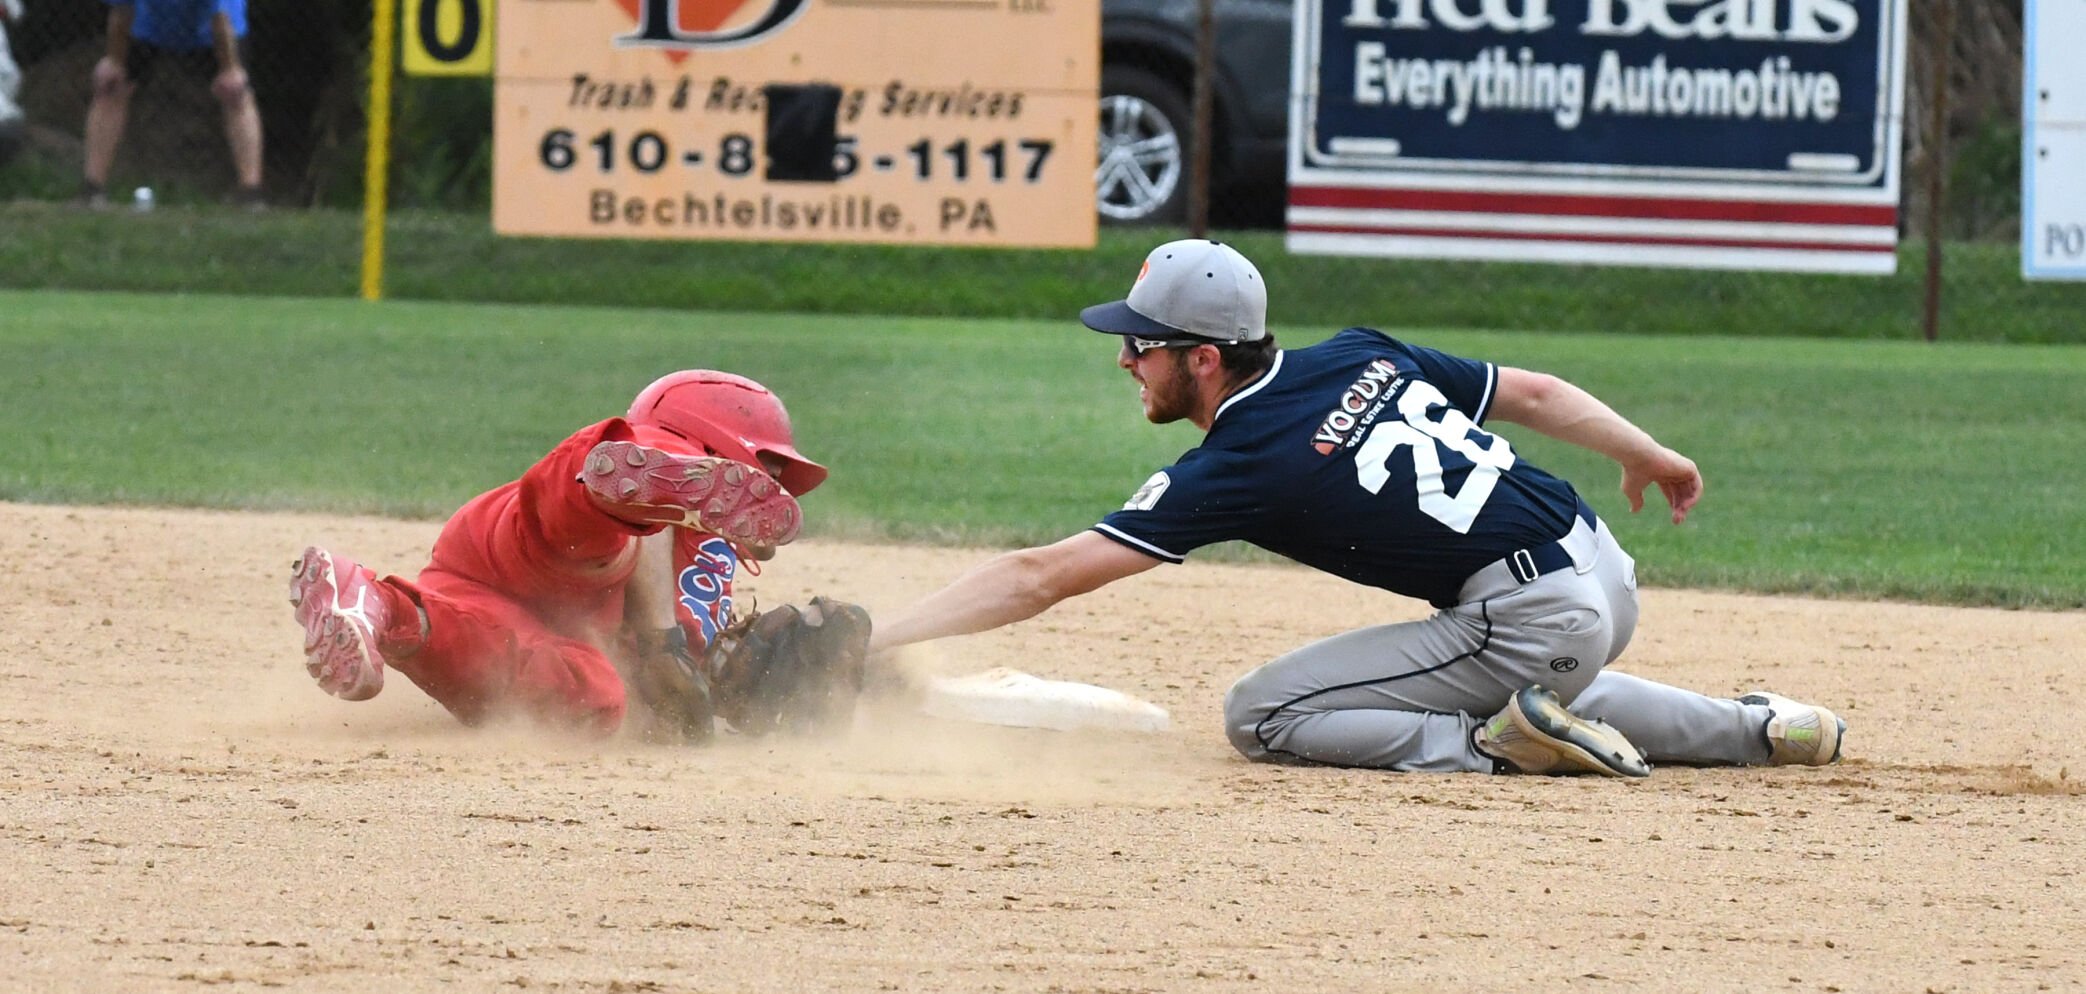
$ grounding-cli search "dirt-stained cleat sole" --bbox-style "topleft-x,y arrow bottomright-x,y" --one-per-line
1476,684 -> 1651,778
288,546 -> 387,701
1738,691 -> 1846,766
583,440 -> 803,548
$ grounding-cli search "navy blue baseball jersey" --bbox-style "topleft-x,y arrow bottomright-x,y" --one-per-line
1095,327 -> 1585,607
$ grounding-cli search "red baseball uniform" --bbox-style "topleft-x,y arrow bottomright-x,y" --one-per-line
360,417 -> 750,733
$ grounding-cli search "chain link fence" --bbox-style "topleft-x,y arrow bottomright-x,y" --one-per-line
0,0 -> 2070,339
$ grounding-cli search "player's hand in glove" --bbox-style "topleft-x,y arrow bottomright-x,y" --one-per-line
630,625 -> 716,745
706,596 -> 871,737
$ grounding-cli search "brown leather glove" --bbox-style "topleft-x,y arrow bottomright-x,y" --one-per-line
705,596 -> 871,737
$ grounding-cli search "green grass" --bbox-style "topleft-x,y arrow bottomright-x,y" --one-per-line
4,202 -> 2084,342
3,288 -> 2083,608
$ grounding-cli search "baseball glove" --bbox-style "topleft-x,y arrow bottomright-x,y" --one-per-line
629,625 -> 715,745
704,596 -> 871,737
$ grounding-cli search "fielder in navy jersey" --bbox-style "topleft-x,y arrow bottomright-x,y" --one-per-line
870,240 -> 1846,777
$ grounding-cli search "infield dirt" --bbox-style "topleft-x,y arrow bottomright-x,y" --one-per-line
3,501 -> 2082,993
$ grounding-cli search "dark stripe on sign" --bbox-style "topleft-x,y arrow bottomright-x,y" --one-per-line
1288,186 -> 1898,227
1286,223 -> 1897,255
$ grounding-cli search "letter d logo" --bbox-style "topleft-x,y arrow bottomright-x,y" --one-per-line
616,0 -> 811,49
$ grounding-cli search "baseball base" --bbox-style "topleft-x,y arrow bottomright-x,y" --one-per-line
918,668 -> 1171,734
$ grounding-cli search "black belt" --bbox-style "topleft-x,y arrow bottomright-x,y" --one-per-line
1505,500 -> 1598,584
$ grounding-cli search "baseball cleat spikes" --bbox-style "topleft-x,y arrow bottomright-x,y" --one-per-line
288,546 -> 386,702
1476,684 -> 1651,778
1738,691 -> 1846,766
582,440 -> 803,549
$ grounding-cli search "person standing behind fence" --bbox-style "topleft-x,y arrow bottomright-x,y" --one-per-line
0,0 -> 24,167
81,0 -> 263,208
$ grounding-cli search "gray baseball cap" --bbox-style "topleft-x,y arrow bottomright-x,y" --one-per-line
1080,240 -> 1267,345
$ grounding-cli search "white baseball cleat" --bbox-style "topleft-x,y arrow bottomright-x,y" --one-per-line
1475,684 -> 1650,778
288,546 -> 387,701
1738,691 -> 1846,766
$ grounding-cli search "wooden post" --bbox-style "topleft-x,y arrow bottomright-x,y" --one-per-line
1188,0 -> 1216,238
1920,0 -> 1951,342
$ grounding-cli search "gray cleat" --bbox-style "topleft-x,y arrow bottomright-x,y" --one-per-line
1476,684 -> 1650,778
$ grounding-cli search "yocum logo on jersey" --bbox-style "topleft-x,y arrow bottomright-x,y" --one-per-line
613,0 -> 809,53
1311,359 -> 1401,455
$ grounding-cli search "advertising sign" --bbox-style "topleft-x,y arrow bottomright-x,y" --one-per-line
1288,0 -> 1910,273
2024,0 -> 2086,279
493,0 -> 1097,247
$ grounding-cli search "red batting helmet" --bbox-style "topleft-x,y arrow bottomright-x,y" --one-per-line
626,371 -> 828,496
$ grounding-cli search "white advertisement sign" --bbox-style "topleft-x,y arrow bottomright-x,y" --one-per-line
2025,0 -> 2086,279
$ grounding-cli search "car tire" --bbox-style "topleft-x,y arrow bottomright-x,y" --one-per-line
1096,64 -> 1192,226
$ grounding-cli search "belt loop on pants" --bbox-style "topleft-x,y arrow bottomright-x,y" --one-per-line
1455,500 -> 1602,604
1508,548 -> 1542,583
1503,500 -> 1598,585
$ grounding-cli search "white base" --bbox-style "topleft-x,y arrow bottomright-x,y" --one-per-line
918,668 -> 1171,734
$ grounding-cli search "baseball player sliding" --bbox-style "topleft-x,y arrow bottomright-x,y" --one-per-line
289,371 -> 871,742
870,240 -> 1844,777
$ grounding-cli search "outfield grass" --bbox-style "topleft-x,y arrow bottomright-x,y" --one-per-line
4,202 -> 2083,343
3,288 -> 2081,608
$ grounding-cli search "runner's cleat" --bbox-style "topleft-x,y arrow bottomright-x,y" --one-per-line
1475,684 -> 1650,778
1738,691 -> 1846,766
582,440 -> 803,549
288,546 -> 387,701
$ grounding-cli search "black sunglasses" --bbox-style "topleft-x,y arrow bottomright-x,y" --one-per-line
1124,336 -> 1204,355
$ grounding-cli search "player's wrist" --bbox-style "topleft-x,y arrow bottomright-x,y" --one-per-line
633,624 -> 690,658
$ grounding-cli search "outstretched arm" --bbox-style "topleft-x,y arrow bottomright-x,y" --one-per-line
1488,366 -> 1703,524
868,530 -> 1161,653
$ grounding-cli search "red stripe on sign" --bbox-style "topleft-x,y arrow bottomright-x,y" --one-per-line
1287,222 -> 1897,254
1288,186 -> 1898,226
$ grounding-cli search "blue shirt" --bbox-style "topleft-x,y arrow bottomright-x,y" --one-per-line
112,0 -> 245,51
1095,328 -> 1585,607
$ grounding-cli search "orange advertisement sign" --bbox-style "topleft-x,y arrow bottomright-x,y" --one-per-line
492,0 -> 1098,247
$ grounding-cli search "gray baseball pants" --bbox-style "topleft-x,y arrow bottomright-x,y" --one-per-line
1222,514 -> 1774,772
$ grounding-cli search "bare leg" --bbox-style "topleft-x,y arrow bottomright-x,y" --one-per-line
82,76 -> 133,191
216,79 -> 263,191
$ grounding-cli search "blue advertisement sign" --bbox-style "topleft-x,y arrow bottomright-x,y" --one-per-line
1299,0 -> 1904,185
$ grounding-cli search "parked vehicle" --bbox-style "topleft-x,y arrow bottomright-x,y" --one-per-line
1097,0 -> 1293,227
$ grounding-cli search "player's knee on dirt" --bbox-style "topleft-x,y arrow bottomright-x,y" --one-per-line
1221,669 -> 1281,763
509,642 -> 628,735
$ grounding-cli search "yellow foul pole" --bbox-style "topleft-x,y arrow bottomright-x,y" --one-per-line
360,0 -> 399,301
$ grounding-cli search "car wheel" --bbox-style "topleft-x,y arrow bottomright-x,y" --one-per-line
1096,65 -> 1190,226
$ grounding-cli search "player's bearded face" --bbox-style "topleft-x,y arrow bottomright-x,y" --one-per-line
1127,347 -> 1196,424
